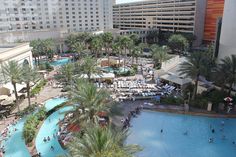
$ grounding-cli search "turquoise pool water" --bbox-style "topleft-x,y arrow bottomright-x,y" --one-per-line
50,58 -> 70,66
0,118 -> 31,157
102,67 -> 129,73
35,106 -> 72,157
127,111 -> 236,157
35,97 -> 72,156
0,97 -> 68,157
44,97 -> 67,111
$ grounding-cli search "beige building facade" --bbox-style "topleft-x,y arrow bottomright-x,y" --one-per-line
113,0 -> 207,46
0,43 -> 33,85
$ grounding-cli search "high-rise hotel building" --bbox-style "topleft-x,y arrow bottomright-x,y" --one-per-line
113,0 -> 207,46
0,0 -> 114,33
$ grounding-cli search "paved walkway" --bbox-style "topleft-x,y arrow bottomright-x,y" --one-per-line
0,67 -> 63,132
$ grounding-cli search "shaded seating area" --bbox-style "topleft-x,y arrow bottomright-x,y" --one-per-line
160,73 -> 191,90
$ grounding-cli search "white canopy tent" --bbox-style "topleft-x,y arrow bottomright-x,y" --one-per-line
80,73 -> 115,80
160,73 -> 191,86
3,82 -> 26,93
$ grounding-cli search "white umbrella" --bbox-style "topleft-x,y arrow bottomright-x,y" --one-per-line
0,95 -> 8,100
1,99 -> 14,106
224,97 -> 233,102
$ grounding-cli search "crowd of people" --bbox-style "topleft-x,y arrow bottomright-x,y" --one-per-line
0,119 -> 18,156
121,105 -> 143,130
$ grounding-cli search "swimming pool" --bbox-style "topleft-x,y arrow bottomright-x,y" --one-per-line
0,97 -> 68,157
126,110 -> 236,157
35,106 -> 72,157
50,58 -> 70,66
44,97 -> 67,111
102,66 -> 129,73
35,97 -> 73,156
0,118 -> 31,157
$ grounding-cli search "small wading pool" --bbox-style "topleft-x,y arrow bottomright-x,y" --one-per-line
50,58 -> 71,66
33,58 -> 71,67
126,110 -> 236,157
102,66 -> 129,73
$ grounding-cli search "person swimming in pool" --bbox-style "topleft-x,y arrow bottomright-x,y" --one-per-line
212,129 -> 215,133
209,138 -> 213,143
161,129 -> 163,133
43,137 -> 47,142
50,146 -> 54,151
183,131 -> 188,135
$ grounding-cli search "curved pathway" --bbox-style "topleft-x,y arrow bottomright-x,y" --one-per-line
35,106 -> 72,157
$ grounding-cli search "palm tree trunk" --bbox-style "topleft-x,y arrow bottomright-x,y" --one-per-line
123,48 -> 127,69
136,57 -> 138,64
192,77 -> 199,100
27,83 -> 31,107
131,56 -> 134,65
228,82 -> 234,96
107,47 -> 110,67
118,52 -> 121,67
95,50 -> 98,59
34,56 -> 37,66
13,83 -> 19,112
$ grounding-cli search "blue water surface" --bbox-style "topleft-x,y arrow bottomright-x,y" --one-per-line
0,97 -> 68,157
35,106 -> 72,157
1,118 -> 31,157
126,110 -> 236,157
50,58 -> 70,66
44,97 -> 67,111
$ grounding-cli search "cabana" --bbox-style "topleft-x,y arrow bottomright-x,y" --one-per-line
160,73 -> 191,88
3,82 -> 26,93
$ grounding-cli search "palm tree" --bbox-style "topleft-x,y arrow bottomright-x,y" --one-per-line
30,40 -> 40,66
102,32 -> 113,66
120,36 -> 133,68
69,79 -> 111,125
112,42 -> 122,66
43,38 -> 54,61
91,36 -> 103,58
21,65 -> 40,107
151,45 -> 170,68
65,34 -> 78,51
60,63 -> 75,85
71,42 -> 85,60
2,61 -> 22,111
178,52 -> 206,100
129,34 -> 140,46
67,124 -> 141,157
213,62 -> 229,92
80,56 -> 101,81
130,46 -> 140,65
218,55 -> 236,95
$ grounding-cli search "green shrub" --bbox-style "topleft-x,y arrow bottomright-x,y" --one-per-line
23,124 -> 36,144
31,79 -> 47,96
17,104 -> 37,117
36,107 -> 47,121
115,68 -> 136,77
23,106 -> 47,144
39,62 -> 54,72
161,96 -> 184,105
190,97 -> 208,109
